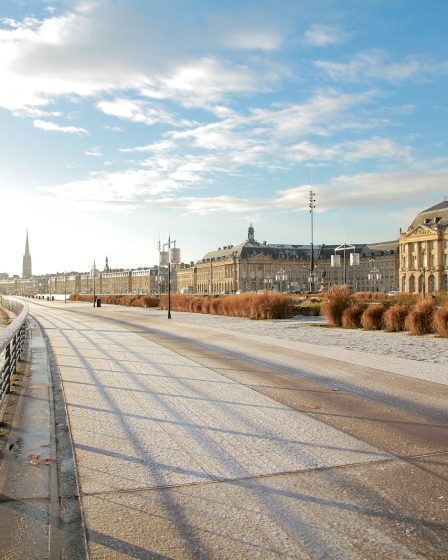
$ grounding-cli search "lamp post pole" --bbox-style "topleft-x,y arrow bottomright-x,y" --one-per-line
92,260 -> 96,307
333,241 -> 357,286
161,233 -> 177,319
309,189 -> 316,292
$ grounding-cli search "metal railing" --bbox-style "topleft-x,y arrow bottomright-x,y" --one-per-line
0,298 -> 29,407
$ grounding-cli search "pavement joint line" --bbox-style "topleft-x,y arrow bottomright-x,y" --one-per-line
7,447 -> 447,502
76,450 -> 448,500
79,456 -> 404,498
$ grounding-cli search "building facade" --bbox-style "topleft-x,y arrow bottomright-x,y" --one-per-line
399,200 -> 448,294
4,201 -> 448,298
177,226 -> 399,295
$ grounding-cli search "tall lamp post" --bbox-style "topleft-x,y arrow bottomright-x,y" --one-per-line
160,233 -> 178,319
332,241 -> 359,285
264,274 -> 273,291
368,257 -> 381,292
275,269 -> 288,292
92,260 -> 97,307
309,189 -> 316,292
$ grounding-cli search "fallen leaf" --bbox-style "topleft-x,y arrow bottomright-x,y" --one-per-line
38,458 -> 58,465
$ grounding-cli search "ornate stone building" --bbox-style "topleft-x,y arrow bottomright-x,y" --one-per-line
399,199 -> 448,294
177,226 -> 399,295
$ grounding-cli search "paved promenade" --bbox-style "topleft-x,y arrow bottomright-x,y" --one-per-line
1,300 -> 447,559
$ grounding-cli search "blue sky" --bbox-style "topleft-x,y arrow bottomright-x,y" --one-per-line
1,0 -> 447,275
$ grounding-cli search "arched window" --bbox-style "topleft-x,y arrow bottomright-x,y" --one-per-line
409,275 -> 415,293
401,276 -> 406,292
444,274 -> 448,292
428,275 -> 435,293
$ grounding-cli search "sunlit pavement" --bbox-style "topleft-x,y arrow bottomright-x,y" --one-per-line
1,299 -> 447,559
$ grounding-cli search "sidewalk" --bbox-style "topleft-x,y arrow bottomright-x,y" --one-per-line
0,316 -> 64,559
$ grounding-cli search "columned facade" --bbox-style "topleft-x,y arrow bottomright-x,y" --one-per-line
399,200 -> 448,294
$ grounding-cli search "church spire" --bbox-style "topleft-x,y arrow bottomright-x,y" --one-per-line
22,229 -> 32,278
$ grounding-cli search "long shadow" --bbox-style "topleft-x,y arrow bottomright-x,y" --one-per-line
31,307 -> 448,558
41,313 -> 342,556
68,399 -> 390,459
68,308 -> 448,426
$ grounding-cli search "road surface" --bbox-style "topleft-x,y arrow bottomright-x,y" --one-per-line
10,300 -> 448,558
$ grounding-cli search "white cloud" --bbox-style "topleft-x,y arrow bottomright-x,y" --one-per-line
223,30 -> 282,51
85,146 -> 103,156
303,25 -> 347,47
316,50 -> 448,83
0,7 -> 284,116
148,195 -> 265,215
288,137 -> 412,163
33,119 -> 88,134
276,169 -> 448,210
96,98 -> 193,127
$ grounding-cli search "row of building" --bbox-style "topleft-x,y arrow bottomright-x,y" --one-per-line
1,200 -> 448,297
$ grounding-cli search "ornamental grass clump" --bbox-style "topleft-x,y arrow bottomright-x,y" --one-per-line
382,303 -> 410,332
361,304 -> 387,331
355,291 -> 386,301
404,300 -> 436,335
321,285 -> 354,327
341,303 -> 367,329
433,305 -> 448,337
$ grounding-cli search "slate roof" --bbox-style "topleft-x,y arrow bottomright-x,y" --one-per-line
410,199 -> 448,229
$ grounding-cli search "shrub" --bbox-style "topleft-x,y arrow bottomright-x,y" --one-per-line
142,295 -> 159,308
405,300 -> 436,335
355,291 -> 386,301
161,292 -> 295,320
321,285 -> 354,327
296,301 -> 321,316
388,292 -> 418,306
383,304 -> 410,332
433,305 -> 448,337
361,304 -> 387,331
342,303 -> 367,329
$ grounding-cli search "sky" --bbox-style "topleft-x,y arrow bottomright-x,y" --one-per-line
1,0 -> 447,276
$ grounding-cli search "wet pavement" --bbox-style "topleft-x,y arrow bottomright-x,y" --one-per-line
0,316 -> 57,559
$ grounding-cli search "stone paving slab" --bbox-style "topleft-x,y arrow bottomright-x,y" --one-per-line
0,316 -> 55,559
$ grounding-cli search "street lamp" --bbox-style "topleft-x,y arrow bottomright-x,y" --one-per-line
264,274 -> 273,291
367,257 -> 381,292
309,189 -> 316,292
159,233 -> 179,319
92,260 -> 97,307
275,269 -> 288,292
332,241 -> 359,285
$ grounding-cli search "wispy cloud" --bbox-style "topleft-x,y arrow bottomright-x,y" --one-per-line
85,146 -> 103,156
96,98 -> 194,127
303,25 -> 348,47
316,50 -> 448,83
33,119 -> 88,134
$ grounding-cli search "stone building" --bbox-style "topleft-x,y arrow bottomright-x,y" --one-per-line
176,226 -> 399,295
399,199 -> 448,294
